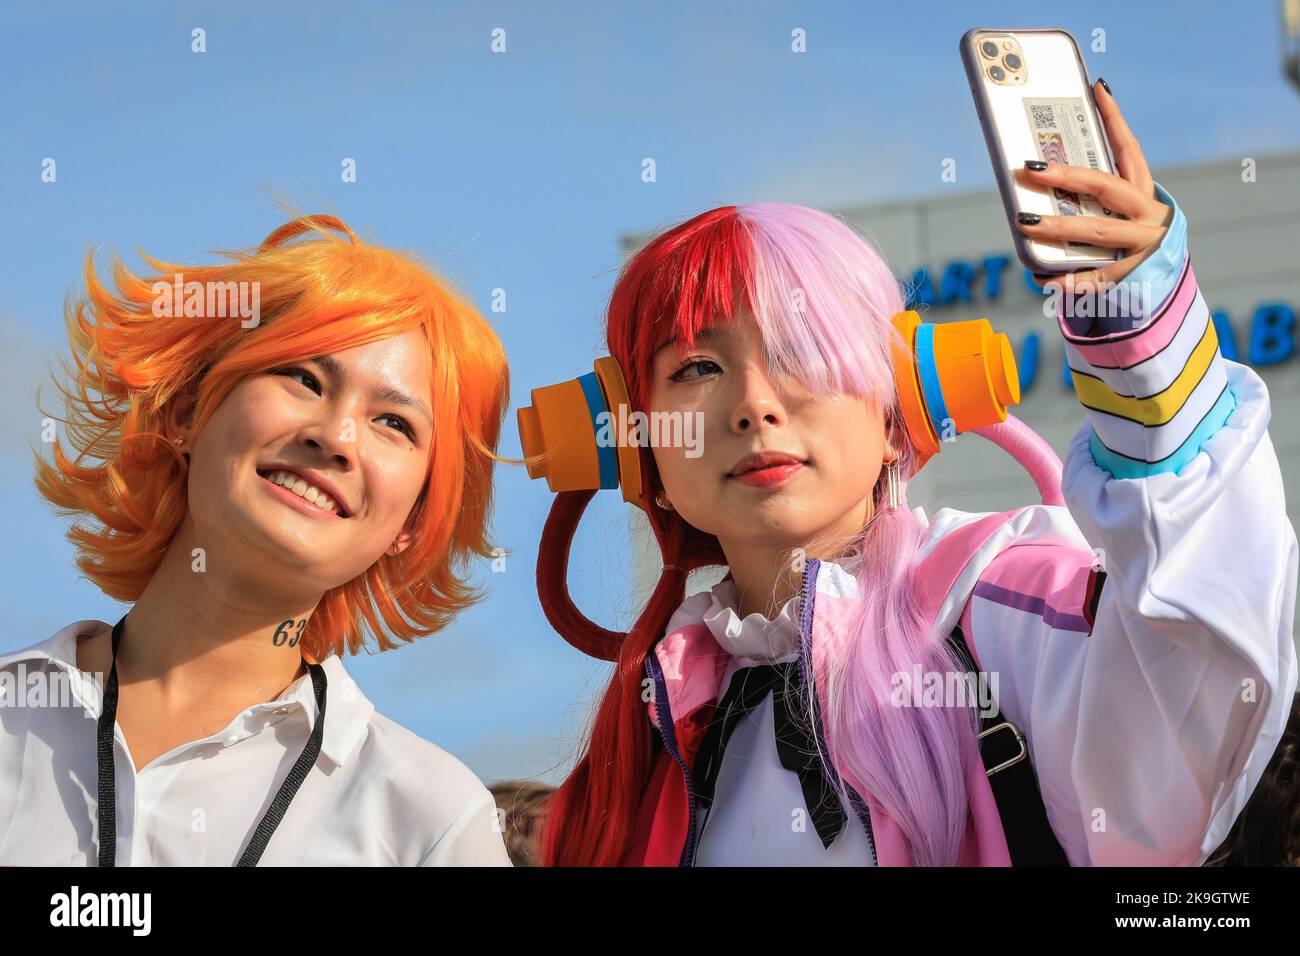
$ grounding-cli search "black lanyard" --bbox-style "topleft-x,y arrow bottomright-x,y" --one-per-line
95,615 -> 328,867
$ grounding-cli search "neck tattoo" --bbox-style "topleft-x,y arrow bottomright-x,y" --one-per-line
272,618 -> 308,648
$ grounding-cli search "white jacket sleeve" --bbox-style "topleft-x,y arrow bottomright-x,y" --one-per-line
967,184 -> 1299,866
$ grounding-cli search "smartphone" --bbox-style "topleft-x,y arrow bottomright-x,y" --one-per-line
960,27 -> 1123,274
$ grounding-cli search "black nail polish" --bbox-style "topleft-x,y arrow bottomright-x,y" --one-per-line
1024,159 -> 1048,171
1098,76 -> 1112,96
1018,212 -> 1042,225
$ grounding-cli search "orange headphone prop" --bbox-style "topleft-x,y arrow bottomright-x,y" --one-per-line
518,311 -> 1020,506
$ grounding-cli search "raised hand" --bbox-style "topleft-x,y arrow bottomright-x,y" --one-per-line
1015,78 -> 1175,294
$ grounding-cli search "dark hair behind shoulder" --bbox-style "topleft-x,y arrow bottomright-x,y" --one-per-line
1204,693 -> 1300,866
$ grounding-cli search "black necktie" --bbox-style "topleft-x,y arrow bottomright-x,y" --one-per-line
690,660 -> 848,849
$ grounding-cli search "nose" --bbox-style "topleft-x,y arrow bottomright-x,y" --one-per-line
299,404 -> 357,468
730,362 -> 788,433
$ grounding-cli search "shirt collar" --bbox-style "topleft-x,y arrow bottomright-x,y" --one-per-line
278,652 -> 375,768
0,621 -> 375,768
700,577 -> 801,664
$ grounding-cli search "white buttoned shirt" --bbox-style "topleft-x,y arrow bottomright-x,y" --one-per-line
0,621 -> 512,866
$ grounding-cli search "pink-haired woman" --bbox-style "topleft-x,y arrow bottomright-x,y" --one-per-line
535,82 -> 1298,867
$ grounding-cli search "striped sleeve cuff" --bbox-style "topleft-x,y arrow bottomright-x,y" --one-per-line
1058,247 -> 1237,480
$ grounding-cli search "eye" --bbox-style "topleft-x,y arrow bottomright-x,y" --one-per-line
669,357 -> 721,382
376,414 -> 414,439
275,367 -> 322,394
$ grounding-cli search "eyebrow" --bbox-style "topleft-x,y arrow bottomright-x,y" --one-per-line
311,353 -> 434,426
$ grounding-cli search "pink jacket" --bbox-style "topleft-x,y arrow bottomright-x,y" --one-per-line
624,505 -> 1089,866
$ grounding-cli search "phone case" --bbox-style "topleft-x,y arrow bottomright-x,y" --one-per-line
960,27 -> 1122,274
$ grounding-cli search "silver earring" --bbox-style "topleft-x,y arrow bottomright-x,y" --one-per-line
886,459 -> 901,510
655,492 -> 673,511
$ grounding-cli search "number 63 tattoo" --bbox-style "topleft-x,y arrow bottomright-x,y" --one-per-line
273,618 -> 307,647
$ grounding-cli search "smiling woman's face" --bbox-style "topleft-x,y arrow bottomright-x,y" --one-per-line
180,327 -> 434,592
646,306 -> 899,555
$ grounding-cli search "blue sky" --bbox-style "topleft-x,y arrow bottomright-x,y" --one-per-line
3,0 -> 1297,785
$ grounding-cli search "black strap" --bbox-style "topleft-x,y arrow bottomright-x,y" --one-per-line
691,661 -> 847,848
96,615 -> 327,867
944,624 -> 1070,866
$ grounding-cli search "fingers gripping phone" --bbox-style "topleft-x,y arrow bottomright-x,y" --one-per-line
961,27 -> 1123,273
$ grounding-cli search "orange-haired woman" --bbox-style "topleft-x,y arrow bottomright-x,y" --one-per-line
1,216 -> 512,865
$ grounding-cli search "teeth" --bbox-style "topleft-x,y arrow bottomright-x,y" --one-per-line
261,469 -> 341,515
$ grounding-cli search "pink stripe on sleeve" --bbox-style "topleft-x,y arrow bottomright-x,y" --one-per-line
1055,253 -> 1195,369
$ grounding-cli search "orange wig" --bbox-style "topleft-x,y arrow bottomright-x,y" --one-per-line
33,215 -> 510,663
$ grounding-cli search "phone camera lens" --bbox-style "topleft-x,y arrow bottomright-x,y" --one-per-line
1004,53 -> 1022,70
980,41 -> 999,58
989,65 -> 1005,81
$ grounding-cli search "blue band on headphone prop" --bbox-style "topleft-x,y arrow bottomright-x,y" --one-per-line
914,322 -> 951,441
577,371 -> 619,489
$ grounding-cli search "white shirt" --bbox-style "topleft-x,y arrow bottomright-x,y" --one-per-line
0,621 -> 512,866
692,579 -> 875,866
